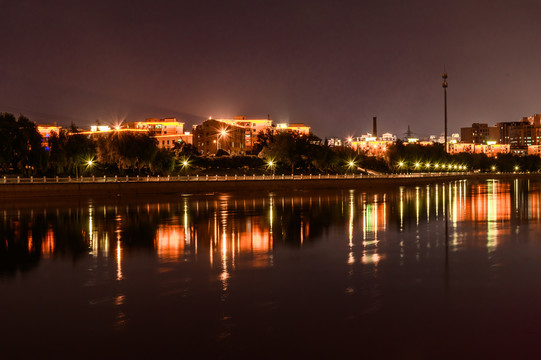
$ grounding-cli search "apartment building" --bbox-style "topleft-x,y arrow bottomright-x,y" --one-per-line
460,123 -> 499,144
192,119 -> 246,156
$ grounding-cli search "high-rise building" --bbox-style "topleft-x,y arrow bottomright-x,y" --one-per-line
460,123 -> 499,144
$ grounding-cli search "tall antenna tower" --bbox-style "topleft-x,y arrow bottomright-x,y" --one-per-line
442,71 -> 448,152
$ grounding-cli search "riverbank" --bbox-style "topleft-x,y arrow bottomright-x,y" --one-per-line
0,173 -> 539,200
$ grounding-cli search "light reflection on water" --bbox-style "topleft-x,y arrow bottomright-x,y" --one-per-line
2,179 -> 541,357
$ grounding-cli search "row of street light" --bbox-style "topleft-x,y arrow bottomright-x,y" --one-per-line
397,161 -> 468,172
74,154 -> 524,176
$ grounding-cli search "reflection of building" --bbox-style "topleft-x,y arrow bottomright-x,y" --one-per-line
193,119 -> 246,155
42,228 -> 56,258
155,225 -> 186,260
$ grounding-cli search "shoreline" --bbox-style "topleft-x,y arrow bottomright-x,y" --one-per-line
0,173 -> 539,201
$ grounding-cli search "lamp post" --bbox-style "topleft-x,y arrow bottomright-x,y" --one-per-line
268,160 -> 275,175
347,160 -> 356,174
181,159 -> 190,175
442,72 -> 448,153
86,160 -> 94,175
218,128 -> 227,152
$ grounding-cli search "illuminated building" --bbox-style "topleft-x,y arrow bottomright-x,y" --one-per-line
275,123 -> 311,135
78,127 -> 147,139
528,145 -> 541,156
460,123 -> 499,144
430,133 -> 460,144
448,143 -> 474,154
37,123 -> 61,149
37,123 -> 61,138
448,143 -> 510,156
193,119 -> 246,155
79,118 -> 192,149
214,116 -> 273,152
134,118 -> 192,149
351,139 -> 393,157
326,137 -> 343,147
496,115 -> 541,146
349,133 -> 395,157
456,115 -> 541,155
90,125 -> 111,132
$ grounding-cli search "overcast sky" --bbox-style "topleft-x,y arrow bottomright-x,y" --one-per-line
2,0 -> 541,138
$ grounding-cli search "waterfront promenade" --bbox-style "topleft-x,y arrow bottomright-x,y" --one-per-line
1,172 -> 539,199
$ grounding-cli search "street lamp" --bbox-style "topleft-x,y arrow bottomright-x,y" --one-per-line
217,128 -> 228,152
180,157 -> 191,174
397,161 -> 405,173
84,158 -> 96,176
347,160 -> 356,173
267,160 -> 276,174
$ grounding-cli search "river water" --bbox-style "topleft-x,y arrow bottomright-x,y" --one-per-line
2,178 -> 541,358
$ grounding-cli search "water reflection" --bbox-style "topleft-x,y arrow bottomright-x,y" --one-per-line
2,179 -> 541,278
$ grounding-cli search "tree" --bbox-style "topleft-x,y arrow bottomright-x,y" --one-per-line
97,132 -> 158,174
0,113 -> 46,175
251,129 -> 273,155
150,149 -> 175,175
47,126 -> 96,176
0,113 -> 19,173
259,132 -> 303,173
310,145 -> 341,173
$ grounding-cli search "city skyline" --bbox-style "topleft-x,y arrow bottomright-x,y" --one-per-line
2,1 -> 541,138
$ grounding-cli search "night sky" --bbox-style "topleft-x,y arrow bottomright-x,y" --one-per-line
2,0 -> 541,138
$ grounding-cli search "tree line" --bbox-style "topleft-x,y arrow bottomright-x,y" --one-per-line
0,113 -> 175,176
2,112 -> 540,176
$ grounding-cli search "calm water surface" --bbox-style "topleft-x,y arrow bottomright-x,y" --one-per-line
2,179 -> 541,358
